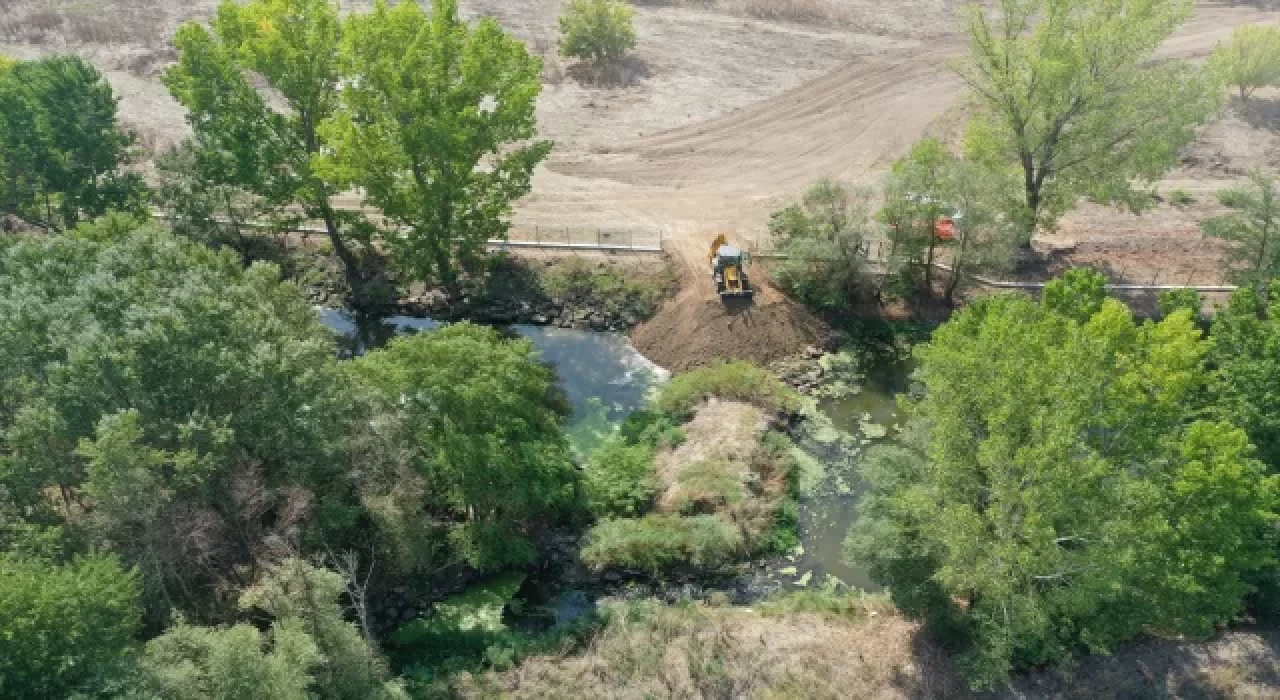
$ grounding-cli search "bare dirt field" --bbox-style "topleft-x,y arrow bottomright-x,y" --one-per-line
3,0 -> 1278,350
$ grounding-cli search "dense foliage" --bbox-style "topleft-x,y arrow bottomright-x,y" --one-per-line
1209,24 -> 1280,102
849,287 -> 1280,687
127,559 -> 405,700
768,180 -> 875,310
0,552 -> 141,699
350,324 -> 579,571
559,0 -> 638,67
165,0 -> 380,307
582,514 -> 745,573
654,361 -> 802,420
0,219 -> 356,624
318,0 -> 549,294
0,55 -> 147,231
960,0 -> 1221,239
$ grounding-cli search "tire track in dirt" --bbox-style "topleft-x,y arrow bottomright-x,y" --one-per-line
518,3 -> 1278,242
531,3 -> 1279,369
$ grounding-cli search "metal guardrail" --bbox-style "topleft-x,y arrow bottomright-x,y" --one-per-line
151,212 -> 666,254
750,239 -> 1238,294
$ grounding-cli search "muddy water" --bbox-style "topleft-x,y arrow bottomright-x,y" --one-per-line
321,309 -> 908,595
318,310 -> 667,455
781,356 -> 911,593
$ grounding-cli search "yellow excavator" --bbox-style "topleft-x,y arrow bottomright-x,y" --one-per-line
708,234 -> 752,298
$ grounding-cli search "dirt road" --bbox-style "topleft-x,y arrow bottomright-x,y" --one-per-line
517,2 -> 1279,263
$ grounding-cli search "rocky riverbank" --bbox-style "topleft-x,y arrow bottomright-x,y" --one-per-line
305,254 -> 677,332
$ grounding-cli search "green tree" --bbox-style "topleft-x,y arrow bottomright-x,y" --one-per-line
880,140 -> 1017,304
583,436 -> 656,519
882,139 -> 952,293
318,0 -> 551,295
1211,288 -> 1280,469
0,55 -> 147,231
1203,173 -> 1280,306
1209,24 -> 1280,103
768,179 -> 874,310
350,324 -> 578,571
1041,266 -> 1107,322
960,0 -> 1221,242
126,560 -> 406,700
559,0 -> 638,68
0,552 -> 141,700
848,289 -> 1279,687
165,0 -> 381,308
0,218 -> 356,623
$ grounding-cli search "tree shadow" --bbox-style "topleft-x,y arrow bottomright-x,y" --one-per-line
566,55 -> 651,88
1234,95 -> 1280,132
1208,0 -> 1280,9
1006,626 -> 1280,699
888,624 -> 1280,699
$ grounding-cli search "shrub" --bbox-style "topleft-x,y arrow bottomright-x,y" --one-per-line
583,436 -> 657,518
769,180 -> 875,311
0,553 -> 141,698
1209,24 -> 1280,102
581,514 -> 744,573
1169,188 -> 1195,206
540,256 -> 675,319
1159,288 -> 1203,322
655,361 -> 803,421
559,0 -> 637,66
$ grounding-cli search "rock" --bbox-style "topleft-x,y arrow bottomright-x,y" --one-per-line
804,345 -> 824,359
531,314 -> 549,324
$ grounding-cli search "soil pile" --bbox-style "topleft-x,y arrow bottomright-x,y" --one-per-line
631,264 -> 826,371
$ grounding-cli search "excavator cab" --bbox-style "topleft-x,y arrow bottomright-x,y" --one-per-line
708,235 -> 753,298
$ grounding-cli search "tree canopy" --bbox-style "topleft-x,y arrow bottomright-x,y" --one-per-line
317,0 -> 550,295
960,0 -> 1221,240
0,217 -> 356,623
849,286 -> 1279,687
559,0 -> 638,68
768,179 -> 875,310
1209,24 -> 1280,102
0,55 -> 147,231
1203,173 -> 1280,304
0,552 -> 141,700
350,323 -> 578,571
165,0 -> 381,307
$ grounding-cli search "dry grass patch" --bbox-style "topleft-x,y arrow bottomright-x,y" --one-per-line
653,400 -> 790,545
736,0 -> 847,25
0,0 -> 177,47
461,598 -> 969,699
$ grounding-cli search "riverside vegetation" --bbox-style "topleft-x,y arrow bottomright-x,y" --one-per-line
4,0 -> 1280,697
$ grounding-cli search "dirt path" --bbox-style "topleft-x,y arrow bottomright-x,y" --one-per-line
516,3 -> 1279,248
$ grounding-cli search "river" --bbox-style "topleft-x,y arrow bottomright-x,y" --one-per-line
320,309 -> 907,594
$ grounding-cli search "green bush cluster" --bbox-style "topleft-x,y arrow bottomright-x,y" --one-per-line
540,256 -> 675,318
558,0 -> 637,66
581,514 -> 745,573
583,437 -> 657,519
655,361 -> 803,421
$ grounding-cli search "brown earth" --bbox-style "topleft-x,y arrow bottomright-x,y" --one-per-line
463,598 -> 1280,700
631,239 -> 826,370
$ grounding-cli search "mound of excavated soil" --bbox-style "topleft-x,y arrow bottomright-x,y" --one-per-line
631,272 -> 826,371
